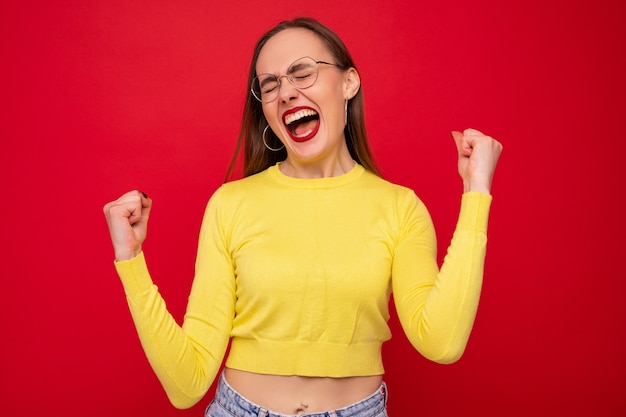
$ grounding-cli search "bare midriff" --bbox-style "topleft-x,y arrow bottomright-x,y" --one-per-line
224,368 -> 383,414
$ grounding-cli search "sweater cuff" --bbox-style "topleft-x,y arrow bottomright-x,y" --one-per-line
114,251 -> 154,295
456,192 -> 493,233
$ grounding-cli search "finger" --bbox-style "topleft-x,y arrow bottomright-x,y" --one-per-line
127,190 -> 151,225
463,128 -> 485,137
138,191 -> 152,224
463,132 -> 502,157
451,130 -> 472,156
104,191 -> 149,225
450,130 -> 463,150
140,191 -> 152,206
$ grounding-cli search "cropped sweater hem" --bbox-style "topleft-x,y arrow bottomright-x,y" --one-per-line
225,338 -> 384,377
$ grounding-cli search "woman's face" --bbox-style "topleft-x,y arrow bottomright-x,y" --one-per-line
256,28 -> 359,174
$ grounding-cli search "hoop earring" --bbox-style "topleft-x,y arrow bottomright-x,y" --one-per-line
262,125 -> 284,152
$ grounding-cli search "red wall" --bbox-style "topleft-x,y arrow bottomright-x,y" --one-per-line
2,1 -> 625,416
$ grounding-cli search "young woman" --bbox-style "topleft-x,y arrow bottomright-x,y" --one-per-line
103,18 -> 502,417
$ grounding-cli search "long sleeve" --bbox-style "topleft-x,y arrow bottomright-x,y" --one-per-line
114,188 -> 235,409
112,165 -> 494,398
391,192 -> 492,364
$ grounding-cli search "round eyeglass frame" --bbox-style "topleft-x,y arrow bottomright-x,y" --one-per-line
251,56 -> 340,103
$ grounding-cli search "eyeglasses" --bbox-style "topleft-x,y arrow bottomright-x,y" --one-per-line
251,56 -> 340,103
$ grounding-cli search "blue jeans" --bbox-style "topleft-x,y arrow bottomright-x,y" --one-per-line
205,373 -> 388,417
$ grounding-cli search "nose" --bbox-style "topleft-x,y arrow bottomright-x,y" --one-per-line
277,75 -> 299,103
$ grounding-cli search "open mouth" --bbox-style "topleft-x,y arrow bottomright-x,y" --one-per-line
283,107 -> 320,142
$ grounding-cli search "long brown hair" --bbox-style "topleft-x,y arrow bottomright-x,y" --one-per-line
225,17 -> 380,181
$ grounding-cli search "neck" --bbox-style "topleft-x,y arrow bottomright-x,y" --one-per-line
280,151 -> 355,179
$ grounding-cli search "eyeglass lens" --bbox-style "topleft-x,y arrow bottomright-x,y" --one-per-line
252,57 -> 320,103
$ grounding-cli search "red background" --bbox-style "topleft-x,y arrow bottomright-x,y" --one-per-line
2,1 -> 625,416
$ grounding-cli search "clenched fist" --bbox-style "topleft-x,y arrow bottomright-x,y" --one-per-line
451,129 -> 503,194
103,190 -> 152,261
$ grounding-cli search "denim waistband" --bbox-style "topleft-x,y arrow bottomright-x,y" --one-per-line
210,372 -> 388,417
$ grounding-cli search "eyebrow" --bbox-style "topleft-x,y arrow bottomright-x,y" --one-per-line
289,62 -> 314,73
258,75 -> 278,89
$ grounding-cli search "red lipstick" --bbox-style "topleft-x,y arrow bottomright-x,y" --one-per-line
282,106 -> 320,143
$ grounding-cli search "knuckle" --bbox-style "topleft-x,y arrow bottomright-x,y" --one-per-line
108,205 -> 121,215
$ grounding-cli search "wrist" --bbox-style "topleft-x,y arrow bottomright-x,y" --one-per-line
114,247 -> 142,262
464,179 -> 491,195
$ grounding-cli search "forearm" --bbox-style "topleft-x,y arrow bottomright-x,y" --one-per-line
393,192 -> 492,363
414,226 -> 488,363
115,253 -> 228,409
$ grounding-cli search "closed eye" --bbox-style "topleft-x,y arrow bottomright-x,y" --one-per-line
292,73 -> 313,81
259,76 -> 279,94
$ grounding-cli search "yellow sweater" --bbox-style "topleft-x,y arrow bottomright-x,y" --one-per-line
115,163 -> 492,408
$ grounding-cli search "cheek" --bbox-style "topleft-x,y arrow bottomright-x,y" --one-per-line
321,97 -> 345,127
330,84 -> 348,115
261,104 -> 280,126
314,87 -> 346,125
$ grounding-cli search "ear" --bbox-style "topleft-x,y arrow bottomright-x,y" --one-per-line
343,67 -> 361,100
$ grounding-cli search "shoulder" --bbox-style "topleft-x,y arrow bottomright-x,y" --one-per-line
361,170 -> 423,204
212,168 -> 273,201
198,171 -> 270,222
200,169 -> 274,228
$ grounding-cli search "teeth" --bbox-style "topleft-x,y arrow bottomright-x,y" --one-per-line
285,109 -> 317,126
